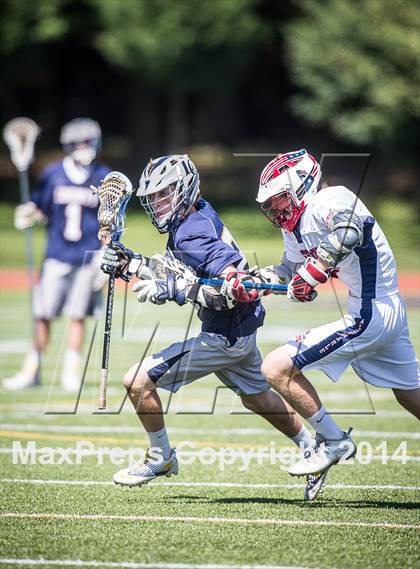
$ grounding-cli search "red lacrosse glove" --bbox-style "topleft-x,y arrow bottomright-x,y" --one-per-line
221,271 -> 271,303
287,258 -> 328,303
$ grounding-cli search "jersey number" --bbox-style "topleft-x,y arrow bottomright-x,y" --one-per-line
64,204 -> 82,242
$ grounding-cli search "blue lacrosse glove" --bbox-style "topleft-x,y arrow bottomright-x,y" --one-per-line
132,273 -> 187,306
100,241 -> 144,282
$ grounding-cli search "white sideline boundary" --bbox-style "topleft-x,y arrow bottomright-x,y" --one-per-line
1,512 -> 419,530
1,423 -> 419,439
0,560 -> 326,569
1,478 -> 419,491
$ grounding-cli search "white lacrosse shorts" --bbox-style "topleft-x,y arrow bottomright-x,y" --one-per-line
33,258 -> 103,321
286,293 -> 419,390
142,331 -> 271,395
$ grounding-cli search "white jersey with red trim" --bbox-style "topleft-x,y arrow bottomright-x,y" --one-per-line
282,186 -> 399,304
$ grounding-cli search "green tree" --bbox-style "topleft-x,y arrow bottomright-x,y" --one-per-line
0,0 -> 267,149
92,0 -> 266,147
284,0 -> 420,147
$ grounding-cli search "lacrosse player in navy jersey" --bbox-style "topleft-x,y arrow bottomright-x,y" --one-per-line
100,154 -> 325,496
3,118 -> 110,392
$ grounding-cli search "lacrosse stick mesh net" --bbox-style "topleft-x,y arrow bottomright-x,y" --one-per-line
96,173 -> 132,243
3,118 -> 40,172
147,254 -> 198,283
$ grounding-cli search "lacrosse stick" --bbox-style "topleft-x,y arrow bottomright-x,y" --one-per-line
91,171 -> 135,409
147,253 -> 288,294
196,277 -> 287,293
3,118 -> 41,361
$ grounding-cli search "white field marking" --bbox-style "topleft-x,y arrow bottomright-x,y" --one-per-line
0,560 -> 327,569
1,512 -> 419,530
0,403 -> 260,414
0,409 -> 412,419
2,424 -> 419,439
1,389 -> 394,404
0,340 -> 29,354
1,478 -> 419,491
0,324 -> 298,355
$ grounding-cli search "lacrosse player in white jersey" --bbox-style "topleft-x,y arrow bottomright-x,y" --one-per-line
3,118 -> 110,392
100,154 -> 328,498
222,149 -> 419,489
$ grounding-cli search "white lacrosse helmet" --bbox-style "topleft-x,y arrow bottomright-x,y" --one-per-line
60,118 -> 102,166
137,155 -> 200,233
256,149 -> 321,232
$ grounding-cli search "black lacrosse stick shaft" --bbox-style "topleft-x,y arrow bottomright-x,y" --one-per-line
98,269 -> 116,409
102,271 -> 116,370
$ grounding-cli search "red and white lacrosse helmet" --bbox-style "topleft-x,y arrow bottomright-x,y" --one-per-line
256,149 -> 321,233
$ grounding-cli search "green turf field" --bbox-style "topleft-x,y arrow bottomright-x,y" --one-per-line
1,285 -> 419,569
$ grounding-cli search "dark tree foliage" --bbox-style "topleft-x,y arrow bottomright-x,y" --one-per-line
284,0 -> 420,148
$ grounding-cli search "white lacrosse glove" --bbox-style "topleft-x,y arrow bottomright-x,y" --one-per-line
100,242 -> 149,282
14,201 -> 45,230
257,265 -> 289,294
132,273 -> 188,306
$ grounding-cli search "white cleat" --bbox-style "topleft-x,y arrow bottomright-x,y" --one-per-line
289,428 -> 356,477
113,449 -> 178,487
3,371 -> 40,390
304,468 -> 330,501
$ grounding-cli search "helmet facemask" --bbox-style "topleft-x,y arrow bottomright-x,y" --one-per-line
140,182 -> 185,233
260,189 -> 305,232
256,149 -> 321,233
138,155 -> 200,234
68,141 -> 98,166
60,119 -> 102,166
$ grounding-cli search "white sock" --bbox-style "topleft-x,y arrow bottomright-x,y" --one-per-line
62,349 -> 81,378
22,350 -> 41,378
291,424 -> 314,449
148,427 -> 171,460
306,406 -> 343,440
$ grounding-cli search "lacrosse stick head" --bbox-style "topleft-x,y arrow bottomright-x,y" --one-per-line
3,117 -> 41,173
148,253 -> 198,283
93,171 -> 134,243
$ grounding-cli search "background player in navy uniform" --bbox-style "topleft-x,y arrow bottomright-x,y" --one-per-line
101,154 -> 321,496
3,118 -> 110,392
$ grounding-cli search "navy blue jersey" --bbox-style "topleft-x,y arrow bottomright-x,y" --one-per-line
167,198 -> 265,338
32,159 -> 110,265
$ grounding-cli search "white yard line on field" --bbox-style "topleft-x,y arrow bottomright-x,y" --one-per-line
2,423 -> 419,439
1,512 -> 419,530
0,340 -> 29,354
0,324 -> 298,355
0,560 -> 328,569
0,390 -> 396,403
1,403 -> 403,415
1,478 -> 419,491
